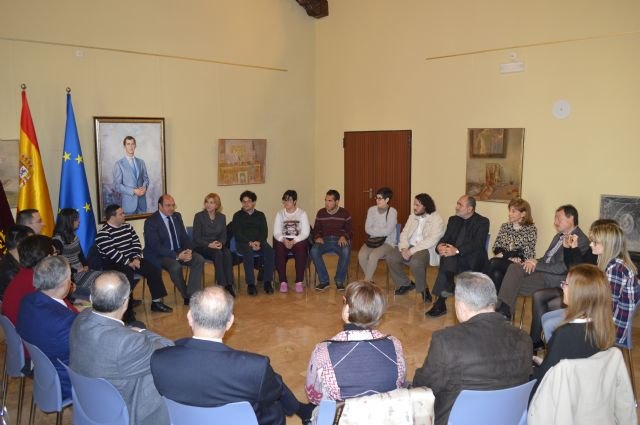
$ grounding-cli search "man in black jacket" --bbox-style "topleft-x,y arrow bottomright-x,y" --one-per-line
413,272 -> 532,425
426,195 -> 489,317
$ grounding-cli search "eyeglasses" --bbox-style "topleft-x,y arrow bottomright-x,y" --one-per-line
375,196 -> 384,200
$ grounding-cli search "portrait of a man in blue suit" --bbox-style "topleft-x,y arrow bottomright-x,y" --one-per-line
113,135 -> 150,215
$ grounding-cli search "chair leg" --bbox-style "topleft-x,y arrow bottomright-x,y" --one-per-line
1,360 -> 8,413
519,297 -> 527,330
55,411 -> 62,425
16,376 -> 25,425
28,397 -> 35,425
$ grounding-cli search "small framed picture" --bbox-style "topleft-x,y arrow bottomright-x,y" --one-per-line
94,117 -> 166,222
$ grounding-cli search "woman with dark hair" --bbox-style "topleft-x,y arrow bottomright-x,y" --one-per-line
52,208 -> 101,298
486,198 -> 537,291
305,281 -> 406,404
273,190 -> 310,293
192,193 -> 235,296
358,187 -> 398,282
3,235 -> 55,324
533,264 -> 615,390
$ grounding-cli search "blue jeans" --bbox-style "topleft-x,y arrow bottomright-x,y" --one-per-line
310,236 -> 351,284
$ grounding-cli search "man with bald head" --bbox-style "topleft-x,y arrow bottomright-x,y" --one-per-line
144,194 -> 204,305
70,271 -> 172,425
151,287 -> 312,425
426,195 -> 490,318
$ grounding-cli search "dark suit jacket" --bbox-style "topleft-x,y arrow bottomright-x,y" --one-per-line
16,291 -> 78,399
535,226 -> 589,277
150,338 -> 298,425
413,312 -> 532,425
438,212 -> 490,272
70,309 -> 173,425
143,211 -> 193,268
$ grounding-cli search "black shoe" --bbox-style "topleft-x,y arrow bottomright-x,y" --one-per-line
183,297 -> 190,306
151,301 -> 173,313
264,282 -> 274,294
122,309 -> 137,324
495,302 -> 512,321
532,340 -> 545,353
336,282 -> 346,291
130,298 -> 142,308
315,282 -> 330,291
422,290 -> 433,303
224,285 -> 236,298
395,282 -> 416,295
247,284 -> 257,296
426,298 -> 447,318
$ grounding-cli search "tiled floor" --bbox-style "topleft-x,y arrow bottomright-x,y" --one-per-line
1,256 -> 638,424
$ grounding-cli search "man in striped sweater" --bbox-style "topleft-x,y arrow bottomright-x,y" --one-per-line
96,204 -> 172,316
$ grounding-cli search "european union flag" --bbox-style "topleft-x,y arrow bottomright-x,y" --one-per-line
58,93 -> 96,255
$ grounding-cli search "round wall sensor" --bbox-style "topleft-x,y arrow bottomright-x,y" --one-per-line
552,100 -> 571,119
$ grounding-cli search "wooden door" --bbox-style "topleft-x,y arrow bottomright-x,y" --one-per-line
344,130 -> 412,250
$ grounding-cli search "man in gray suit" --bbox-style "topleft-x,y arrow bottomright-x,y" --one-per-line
113,136 -> 150,215
70,271 -> 173,425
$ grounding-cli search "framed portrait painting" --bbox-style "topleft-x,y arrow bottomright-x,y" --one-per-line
466,128 -> 525,203
94,117 -> 166,222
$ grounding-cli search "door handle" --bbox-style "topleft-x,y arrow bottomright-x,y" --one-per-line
363,188 -> 373,199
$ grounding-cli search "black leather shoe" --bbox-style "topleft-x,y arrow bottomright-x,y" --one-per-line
151,301 -> 173,313
129,298 -> 142,308
426,298 -> 447,318
264,282 -> 274,294
224,285 -> 236,298
495,302 -> 512,321
422,290 -> 433,303
394,282 -> 416,295
183,297 -> 190,306
247,284 -> 258,296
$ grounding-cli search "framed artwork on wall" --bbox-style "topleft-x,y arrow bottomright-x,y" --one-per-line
94,117 -> 166,222
465,128 -> 525,203
218,139 -> 267,186
600,194 -> 640,253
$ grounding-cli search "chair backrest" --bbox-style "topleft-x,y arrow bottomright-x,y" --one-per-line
448,380 -> 536,425
61,362 -> 129,425
186,226 -> 193,240
0,315 -> 25,378
87,243 -> 105,271
316,400 -> 337,425
163,398 -> 258,425
22,341 -> 65,412
395,223 -> 401,245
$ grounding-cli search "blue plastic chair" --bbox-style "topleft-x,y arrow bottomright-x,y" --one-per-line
22,341 -> 72,425
0,315 -> 27,425
60,362 -> 129,425
447,380 -> 536,425
163,398 -> 258,425
316,399 -> 337,425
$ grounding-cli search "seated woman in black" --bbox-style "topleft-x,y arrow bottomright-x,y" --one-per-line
533,264 -> 615,393
305,281 -> 406,404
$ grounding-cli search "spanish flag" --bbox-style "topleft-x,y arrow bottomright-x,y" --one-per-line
18,89 -> 54,236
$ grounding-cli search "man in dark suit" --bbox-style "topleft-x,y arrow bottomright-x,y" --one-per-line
426,195 -> 490,317
113,136 -> 150,215
144,194 -> 204,305
70,271 -> 172,425
151,286 -> 312,425
413,272 -> 532,425
16,256 -> 78,400
497,204 -> 589,346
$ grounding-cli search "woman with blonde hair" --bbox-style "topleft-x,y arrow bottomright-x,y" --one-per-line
487,198 -> 537,291
533,264 -> 615,387
192,193 -> 235,296
305,281 -> 406,404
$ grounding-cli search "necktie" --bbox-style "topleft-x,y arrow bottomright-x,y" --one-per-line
131,158 -> 138,180
167,216 -> 180,251
545,235 -> 564,263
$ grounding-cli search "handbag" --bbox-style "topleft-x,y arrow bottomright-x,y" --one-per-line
365,236 -> 387,249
